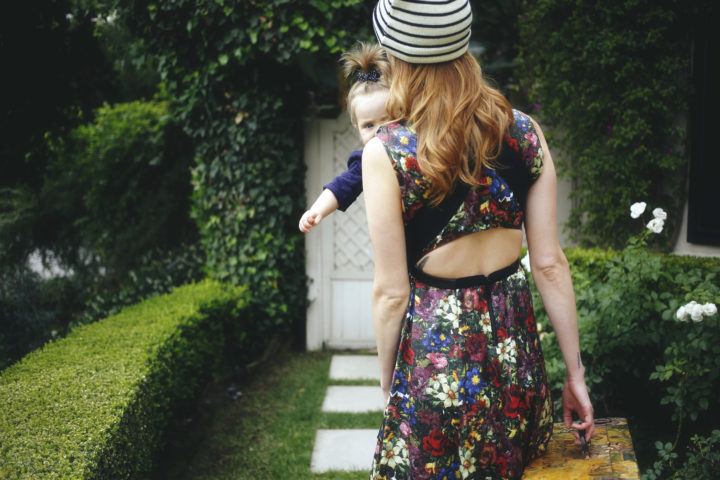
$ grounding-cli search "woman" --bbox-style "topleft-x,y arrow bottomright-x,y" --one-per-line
363,1 -> 594,479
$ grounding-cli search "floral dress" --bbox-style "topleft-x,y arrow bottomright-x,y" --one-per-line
370,110 -> 553,480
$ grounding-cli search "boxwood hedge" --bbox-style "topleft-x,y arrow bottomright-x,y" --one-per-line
0,279 -> 248,479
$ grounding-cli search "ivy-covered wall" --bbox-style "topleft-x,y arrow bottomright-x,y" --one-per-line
518,0 -> 712,248
102,0 -> 715,351
109,0 -> 375,346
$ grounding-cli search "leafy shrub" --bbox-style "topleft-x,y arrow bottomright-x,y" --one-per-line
79,243 -> 206,326
42,91 -> 196,277
0,244 -> 205,372
1,89 -> 202,370
530,207 -> 720,477
647,430 -> 720,480
670,430 -> 720,480
1,1 -> 116,205
517,0 -> 711,247
0,265 -> 86,370
0,279 -> 247,479
0,186 -> 40,266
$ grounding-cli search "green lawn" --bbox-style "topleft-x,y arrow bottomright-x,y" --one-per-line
152,350 -> 382,480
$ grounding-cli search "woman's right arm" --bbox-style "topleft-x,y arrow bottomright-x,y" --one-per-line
362,137 -> 410,401
524,119 -> 595,443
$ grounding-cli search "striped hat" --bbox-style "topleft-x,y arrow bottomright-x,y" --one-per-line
373,0 -> 472,64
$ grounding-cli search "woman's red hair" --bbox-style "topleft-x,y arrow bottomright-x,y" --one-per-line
386,52 -> 513,203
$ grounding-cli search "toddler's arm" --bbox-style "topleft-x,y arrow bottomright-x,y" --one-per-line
299,189 -> 339,233
323,150 -> 363,211
299,150 -> 364,233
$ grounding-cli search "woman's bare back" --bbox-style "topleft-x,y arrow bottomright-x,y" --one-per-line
416,228 -> 522,278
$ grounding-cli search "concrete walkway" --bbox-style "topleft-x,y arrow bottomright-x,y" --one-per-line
310,355 -> 383,473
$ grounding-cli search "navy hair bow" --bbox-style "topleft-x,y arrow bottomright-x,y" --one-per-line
357,69 -> 381,83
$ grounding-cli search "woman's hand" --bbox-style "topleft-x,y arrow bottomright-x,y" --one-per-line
562,376 -> 595,444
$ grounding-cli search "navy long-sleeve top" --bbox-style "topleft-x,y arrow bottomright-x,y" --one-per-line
322,150 -> 363,211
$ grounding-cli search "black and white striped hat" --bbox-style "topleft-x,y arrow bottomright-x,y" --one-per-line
373,0 -> 472,64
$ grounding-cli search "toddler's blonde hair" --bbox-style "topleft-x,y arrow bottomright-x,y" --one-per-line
341,42 -> 390,128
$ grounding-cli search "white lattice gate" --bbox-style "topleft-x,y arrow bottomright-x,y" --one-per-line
304,114 -> 376,350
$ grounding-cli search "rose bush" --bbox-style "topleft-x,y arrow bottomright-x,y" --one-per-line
529,203 -> 720,478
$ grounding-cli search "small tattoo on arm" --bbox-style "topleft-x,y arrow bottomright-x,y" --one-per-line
577,352 -> 582,369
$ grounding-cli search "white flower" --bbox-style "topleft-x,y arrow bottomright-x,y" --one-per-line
630,202 -> 647,218
652,208 -> 667,220
426,373 -> 460,408
435,295 -> 461,328
702,303 -> 717,317
521,252 -> 531,272
459,448 -> 477,478
437,379 -> 460,408
479,311 -> 493,336
687,302 -> 704,322
379,437 -> 408,469
497,337 -> 517,363
678,301 -> 716,323
646,218 -> 664,234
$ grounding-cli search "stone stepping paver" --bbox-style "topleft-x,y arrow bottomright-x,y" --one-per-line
310,429 -> 378,473
311,355 -> 381,473
321,385 -> 386,413
329,355 -> 380,381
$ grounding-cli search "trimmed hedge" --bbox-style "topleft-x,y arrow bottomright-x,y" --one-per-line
0,279 -> 248,479
562,247 -> 720,286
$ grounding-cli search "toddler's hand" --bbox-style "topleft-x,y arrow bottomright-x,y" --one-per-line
299,210 -> 323,233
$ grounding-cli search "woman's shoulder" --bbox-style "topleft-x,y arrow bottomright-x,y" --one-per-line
374,122 -> 425,202
505,109 -> 540,149
508,109 -> 538,137
376,121 -> 418,160
505,109 -> 543,180
377,121 -> 415,142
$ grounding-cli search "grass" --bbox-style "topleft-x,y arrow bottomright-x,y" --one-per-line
151,350 -> 383,480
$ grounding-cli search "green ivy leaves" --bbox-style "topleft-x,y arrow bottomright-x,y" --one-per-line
111,0 -> 374,346
517,0 -> 708,247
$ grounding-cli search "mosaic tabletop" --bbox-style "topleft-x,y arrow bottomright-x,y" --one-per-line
524,417 -> 639,479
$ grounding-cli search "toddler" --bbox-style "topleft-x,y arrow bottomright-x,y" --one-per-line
299,42 -> 390,233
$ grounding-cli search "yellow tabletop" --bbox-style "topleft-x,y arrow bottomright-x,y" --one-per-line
524,417 -> 639,479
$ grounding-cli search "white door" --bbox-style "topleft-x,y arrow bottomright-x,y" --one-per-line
305,114 -> 376,350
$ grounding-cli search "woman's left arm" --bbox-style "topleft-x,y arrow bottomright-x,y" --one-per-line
362,137 -> 410,400
525,118 -> 595,442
